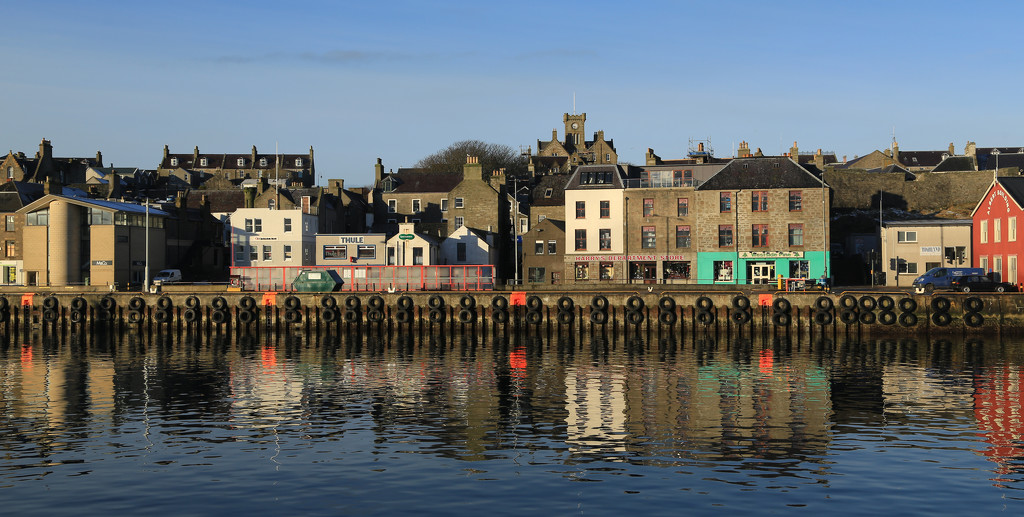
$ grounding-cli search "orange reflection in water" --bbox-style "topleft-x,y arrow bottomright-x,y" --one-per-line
20,345 -> 32,368
973,365 -> 1024,484
509,346 -> 527,379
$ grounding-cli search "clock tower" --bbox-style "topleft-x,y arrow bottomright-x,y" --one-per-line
563,113 -> 586,148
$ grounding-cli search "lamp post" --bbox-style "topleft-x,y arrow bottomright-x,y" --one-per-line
993,148 -> 1001,176
143,199 -> 150,292
512,178 -> 529,285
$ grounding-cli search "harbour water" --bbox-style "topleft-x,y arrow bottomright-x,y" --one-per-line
1,329 -> 1022,515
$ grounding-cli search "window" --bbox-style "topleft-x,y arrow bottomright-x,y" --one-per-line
440,199 -> 449,212
897,230 -> 917,243
575,262 -> 589,280
254,219 -> 262,232
88,209 -> 112,225
714,260 -> 734,281
169,158 -> 178,167
642,226 -> 656,248
575,229 -> 587,251
684,170 -> 694,186
235,244 -> 245,262
643,198 -> 654,216
237,158 -> 245,167
600,200 -> 610,218
675,225 -> 691,248
600,262 -> 614,280
981,221 -> 988,244
576,201 -> 585,219
718,225 -> 733,247
262,245 -> 272,261
720,192 -> 732,212
244,218 -> 253,232
260,157 -> 268,167
283,245 -> 292,261
267,199 -> 276,210
456,243 -> 467,262
789,224 -> 804,246
284,218 -> 292,232
752,224 -> 769,247
789,260 -> 809,278
454,197 -> 464,209
981,256 -> 988,272
599,229 -> 612,250
249,246 -> 258,261
995,219 -> 1002,243
412,199 -> 421,213
5,240 -> 15,257
544,188 -> 553,198
295,158 -> 303,167
413,247 -> 424,265
323,245 -> 347,259
789,191 -> 802,211
528,267 -> 546,283
358,245 -> 376,259
925,261 -> 941,272
548,240 -> 557,254
677,198 -> 689,217
387,247 -> 396,265
387,199 -> 397,213
26,209 -> 48,226
752,191 -> 768,212
200,157 -> 208,167
664,261 -> 691,280
454,216 -> 464,228
535,240 -> 544,254
1011,217 -> 1018,241
520,218 -> 528,234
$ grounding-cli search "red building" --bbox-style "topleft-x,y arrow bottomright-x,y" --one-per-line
971,177 -> 1024,285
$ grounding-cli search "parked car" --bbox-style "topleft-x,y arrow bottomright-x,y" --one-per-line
950,274 -> 1015,293
153,269 -> 183,285
912,267 -> 985,293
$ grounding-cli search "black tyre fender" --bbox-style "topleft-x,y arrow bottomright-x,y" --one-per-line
526,295 -> 543,312
284,296 -> 301,310
183,308 -> 199,323
964,297 -> 984,313
101,296 -> 117,311
128,297 -> 145,311
558,296 -> 575,312
320,295 -> 337,309
557,310 -> 575,325
659,310 -> 677,326
345,295 -> 361,310
696,309 -> 716,326
458,308 -> 475,324
591,295 -> 609,312
839,309 -> 858,325
428,295 -> 444,310
460,294 -> 477,310
898,312 -> 917,327
71,297 -> 87,312
931,312 -> 951,326
590,310 -> 608,325
772,312 -> 791,326
626,295 -> 644,313
659,296 -> 677,312
964,312 -> 984,328
814,296 -> 833,312
212,296 -> 228,311
212,310 -> 228,324
526,310 -> 543,325
732,295 -> 750,310
859,311 -> 876,325
626,310 -> 644,325
43,296 -> 59,310
898,298 -> 917,313
877,295 -> 895,311
157,296 -> 173,310
931,297 -> 951,313
491,296 -> 508,311
839,295 -> 858,310
696,296 -> 714,311
731,309 -> 751,325
772,298 -> 791,314
858,296 -> 877,312
398,296 -> 414,311
879,310 -> 897,326
814,311 -> 834,326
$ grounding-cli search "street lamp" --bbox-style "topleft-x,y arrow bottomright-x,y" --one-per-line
142,198 -> 150,292
512,177 -> 529,285
993,148 -> 1001,176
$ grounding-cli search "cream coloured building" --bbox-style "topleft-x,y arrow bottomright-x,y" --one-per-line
563,164 -> 628,282
880,219 -> 973,287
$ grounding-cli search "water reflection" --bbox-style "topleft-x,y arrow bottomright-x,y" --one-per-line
1,329 -> 1023,513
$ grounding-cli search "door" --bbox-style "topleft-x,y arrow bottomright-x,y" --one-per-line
749,262 -> 775,285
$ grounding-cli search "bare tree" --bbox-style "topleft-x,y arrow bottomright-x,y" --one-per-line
415,140 -> 528,180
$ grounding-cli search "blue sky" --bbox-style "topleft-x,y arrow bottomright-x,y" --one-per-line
3,1 -> 1022,186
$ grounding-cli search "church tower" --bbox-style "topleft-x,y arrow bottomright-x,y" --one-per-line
563,113 -> 586,149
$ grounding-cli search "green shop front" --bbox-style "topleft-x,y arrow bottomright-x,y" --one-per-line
697,251 -> 829,285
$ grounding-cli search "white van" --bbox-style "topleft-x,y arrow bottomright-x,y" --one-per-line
153,269 -> 183,285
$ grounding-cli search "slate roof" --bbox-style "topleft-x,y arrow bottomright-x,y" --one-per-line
385,169 -> 463,193
931,156 -> 977,172
564,164 -> 629,190
184,189 -> 247,213
882,219 -> 972,227
697,157 -> 826,191
530,174 -> 569,206
162,152 -> 310,170
996,177 -> 1024,210
979,152 -> 1024,173
897,151 -> 946,168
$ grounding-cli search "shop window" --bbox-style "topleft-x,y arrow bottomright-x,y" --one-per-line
575,262 -> 589,280
600,262 -> 614,280
663,261 -> 691,280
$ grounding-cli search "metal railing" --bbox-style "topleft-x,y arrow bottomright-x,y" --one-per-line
229,265 -> 495,292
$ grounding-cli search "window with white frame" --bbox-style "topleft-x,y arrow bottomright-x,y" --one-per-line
245,218 -> 253,232
357,245 -> 376,259
441,199 -> 449,212
323,245 -> 347,259
454,197 -> 464,209
995,219 -> 1002,243
454,216 -> 464,228
249,246 -> 257,261
284,218 -> 292,232
200,157 -> 208,167
263,245 -> 272,261
296,158 -> 303,167
981,221 -> 989,243
388,199 -> 397,213
412,199 -> 421,213
170,158 -> 178,167
1011,217 -> 1018,241
897,230 -> 917,243
237,158 -> 245,167
283,245 -> 292,260
259,157 -> 267,167
254,219 -> 262,232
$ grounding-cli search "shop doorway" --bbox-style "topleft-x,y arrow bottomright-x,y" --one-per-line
749,262 -> 775,285
630,262 -> 658,284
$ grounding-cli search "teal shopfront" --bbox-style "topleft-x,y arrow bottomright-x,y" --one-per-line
696,251 -> 829,285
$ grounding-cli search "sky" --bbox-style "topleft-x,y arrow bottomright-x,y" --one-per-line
3,0 -> 1023,188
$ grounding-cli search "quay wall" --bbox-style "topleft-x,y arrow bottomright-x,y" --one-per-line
0,288 -> 1021,336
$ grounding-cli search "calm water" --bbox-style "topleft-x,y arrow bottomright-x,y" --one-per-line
1,328 -> 1023,515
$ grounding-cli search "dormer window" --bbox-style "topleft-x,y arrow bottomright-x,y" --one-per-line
295,158 -> 303,167
170,158 -> 178,167
237,158 -> 245,167
544,188 -> 553,198
200,157 -> 208,167
259,157 -> 268,167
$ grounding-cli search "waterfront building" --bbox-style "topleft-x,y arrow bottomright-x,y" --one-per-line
880,219 -> 973,287
158,145 -> 315,187
385,222 -> 440,266
528,113 -> 617,176
971,176 -> 1024,285
563,164 -> 630,283
695,157 -> 830,285
521,218 -> 565,284
440,225 -> 496,267
17,194 -> 170,287
315,234 -> 388,266
229,206 -> 317,268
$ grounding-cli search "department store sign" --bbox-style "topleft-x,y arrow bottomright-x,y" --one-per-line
738,251 -> 804,259
574,254 -> 691,262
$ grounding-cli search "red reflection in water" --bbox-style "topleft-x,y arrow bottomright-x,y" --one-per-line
973,366 -> 1024,484
261,346 -> 277,372
509,346 -> 527,379
20,345 -> 32,368
759,349 -> 773,374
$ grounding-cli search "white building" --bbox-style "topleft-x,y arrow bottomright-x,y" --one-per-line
441,225 -> 496,266
230,207 -> 317,267
563,164 -> 628,281
385,222 -> 439,266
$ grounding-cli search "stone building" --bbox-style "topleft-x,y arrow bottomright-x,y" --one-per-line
521,218 -> 565,284
158,145 -> 315,187
2,139 -> 103,184
528,113 -> 617,176
694,157 -> 831,285
370,158 -> 462,238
